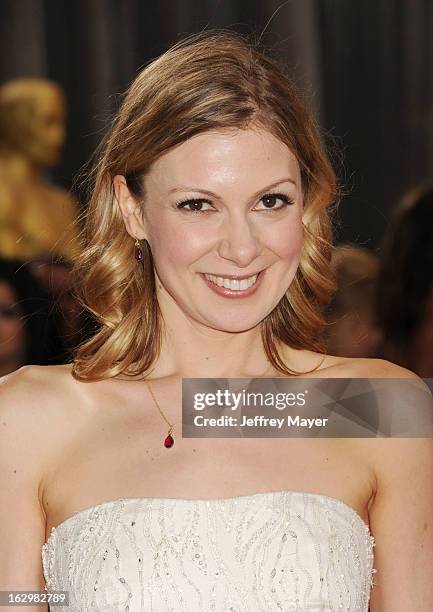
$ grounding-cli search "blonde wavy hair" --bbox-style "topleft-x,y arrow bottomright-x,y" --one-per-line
71,29 -> 339,381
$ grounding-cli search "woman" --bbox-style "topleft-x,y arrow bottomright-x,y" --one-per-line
0,30 -> 431,611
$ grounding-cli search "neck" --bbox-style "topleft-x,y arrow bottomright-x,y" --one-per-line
141,315 -> 307,380
162,329 -> 273,379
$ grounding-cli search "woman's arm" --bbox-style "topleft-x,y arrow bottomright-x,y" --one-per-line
368,433 -> 433,609
0,367 -> 50,612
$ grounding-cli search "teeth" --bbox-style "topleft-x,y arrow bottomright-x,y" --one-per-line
204,273 -> 258,290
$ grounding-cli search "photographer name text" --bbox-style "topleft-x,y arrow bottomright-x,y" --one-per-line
193,415 -> 328,429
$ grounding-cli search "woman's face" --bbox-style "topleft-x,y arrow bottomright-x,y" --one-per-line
120,127 -> 304,332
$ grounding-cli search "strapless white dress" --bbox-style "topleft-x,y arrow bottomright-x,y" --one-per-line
41,490 -> 376,611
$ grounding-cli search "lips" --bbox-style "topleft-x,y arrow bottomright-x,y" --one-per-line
203,272 -> 263,280
205,273 -> 258,291
200,268 -> 266,299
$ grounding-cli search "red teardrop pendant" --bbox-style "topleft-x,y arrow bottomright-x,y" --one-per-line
164,433 -> 174,448
134,245 -> 143,261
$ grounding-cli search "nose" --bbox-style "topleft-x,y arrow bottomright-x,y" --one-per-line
217,211 -> 262,268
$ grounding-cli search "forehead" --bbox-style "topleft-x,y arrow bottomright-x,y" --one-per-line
146,127 -> 301,193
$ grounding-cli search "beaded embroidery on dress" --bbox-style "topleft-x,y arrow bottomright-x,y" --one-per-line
42,490 -> 376,611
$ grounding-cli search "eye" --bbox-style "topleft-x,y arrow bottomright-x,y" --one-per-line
174,192 -> 295,214
175,198 -> 213,214
255,193 -> 295,212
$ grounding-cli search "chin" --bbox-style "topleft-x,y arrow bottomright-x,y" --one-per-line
202,314 -> 265,334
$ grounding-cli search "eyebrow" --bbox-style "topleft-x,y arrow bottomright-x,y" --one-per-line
168,177 -> 297,199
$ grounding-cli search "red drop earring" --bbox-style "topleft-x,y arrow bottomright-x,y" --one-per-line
134,237 -> 143,262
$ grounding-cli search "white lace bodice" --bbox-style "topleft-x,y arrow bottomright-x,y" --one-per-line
41,490 -> 376,611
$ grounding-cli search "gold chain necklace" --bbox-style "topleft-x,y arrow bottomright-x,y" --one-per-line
145,380 -> 175,448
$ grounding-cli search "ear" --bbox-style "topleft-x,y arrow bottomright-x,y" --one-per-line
113,174 -> 147,240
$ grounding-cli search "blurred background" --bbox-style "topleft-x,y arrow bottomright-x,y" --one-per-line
0,0 -> 432,377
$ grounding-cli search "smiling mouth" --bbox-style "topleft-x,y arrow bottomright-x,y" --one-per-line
203,272 -> 261,291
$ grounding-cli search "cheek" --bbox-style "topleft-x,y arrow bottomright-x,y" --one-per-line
269,217 -> 304,263
152,222 -> 210,271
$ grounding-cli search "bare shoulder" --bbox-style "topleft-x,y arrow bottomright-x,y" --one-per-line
297,349 -> 420,379
336,356 -> 432,404
346,358 -> 432,479
0,363 -> 88,453
0,363 -> 79,413
322,354 -> 421,379
320,355 -> 432,470
0,363 -> 97,501
0,364 -> 84,590
1,364 -> 56,416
